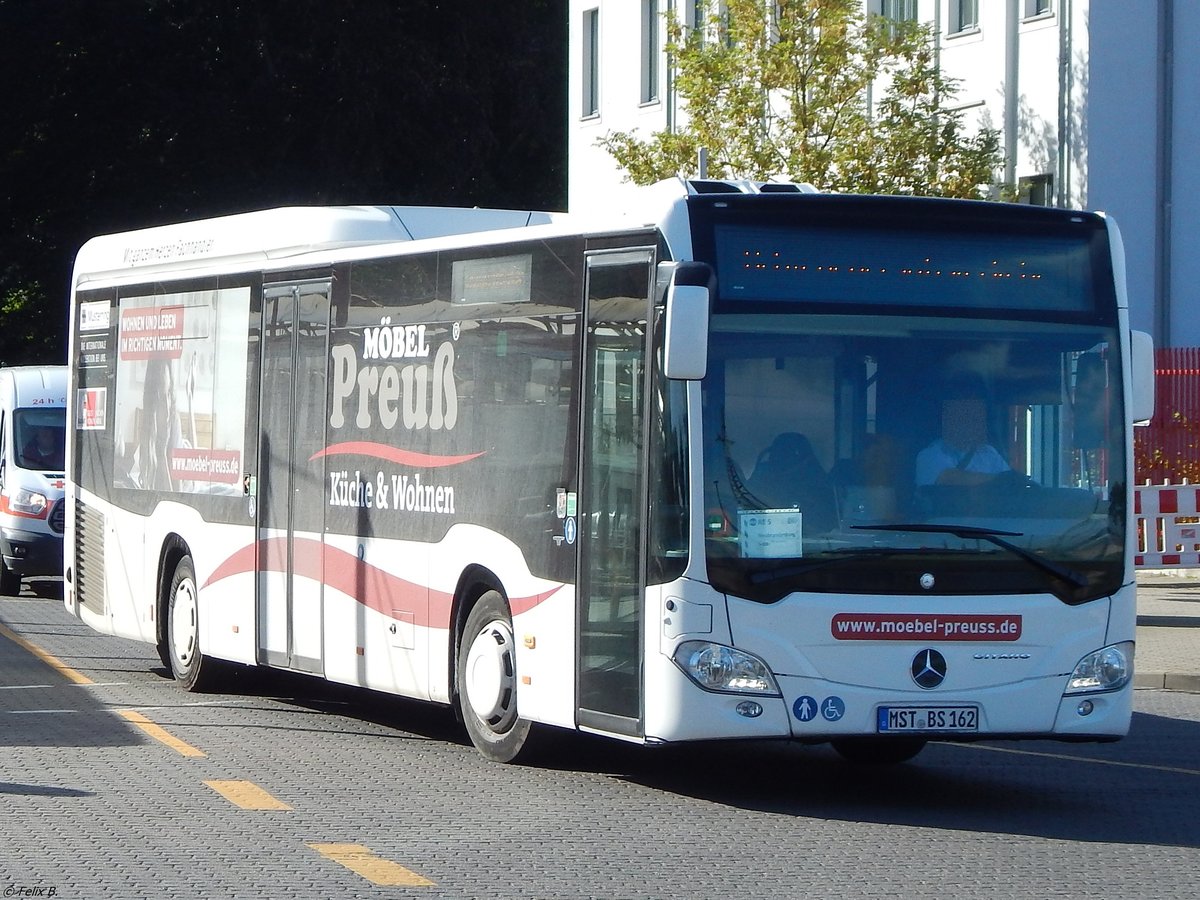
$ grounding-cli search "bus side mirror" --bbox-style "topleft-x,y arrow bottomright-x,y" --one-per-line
663,261 -> 713,381
1130,329 -> 1155,424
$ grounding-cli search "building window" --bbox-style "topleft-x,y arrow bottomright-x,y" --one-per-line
1019,173 -> 1054,206
874,0 -> 917,38
878,0 -> 918,23
686,0 -> 706,42
583,8 -> 599,118
949,0 -> 979,34
641,0 -> 659,104
1024,0 -> 1052,17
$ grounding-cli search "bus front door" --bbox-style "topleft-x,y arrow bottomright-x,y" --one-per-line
576,249 -> 655,738
256,281 -> 331,674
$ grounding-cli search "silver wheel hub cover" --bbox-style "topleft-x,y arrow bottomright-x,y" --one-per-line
171,578 -> 198,667
464,621 -> 516,723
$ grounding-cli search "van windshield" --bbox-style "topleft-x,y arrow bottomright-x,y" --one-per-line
14,408 -> 67,471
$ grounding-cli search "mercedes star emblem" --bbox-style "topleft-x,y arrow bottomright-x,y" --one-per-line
911,648 -> 947,689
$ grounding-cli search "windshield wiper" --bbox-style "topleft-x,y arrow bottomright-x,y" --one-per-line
851,523 -> 1089,589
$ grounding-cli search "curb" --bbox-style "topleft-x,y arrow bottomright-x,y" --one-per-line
1134,672 -> 1200,692
1137,615 -> 1200,627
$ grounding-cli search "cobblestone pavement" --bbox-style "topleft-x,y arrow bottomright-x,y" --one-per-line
0,578 -> 1198,899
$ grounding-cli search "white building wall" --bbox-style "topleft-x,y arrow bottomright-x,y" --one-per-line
1014,12 -> 1069,192
569,1 -> 671,215
1060,0 -> 1090,209
1089,1 -> 1199,346
1088,4 -> 1159,339
936,4 -> 1006,172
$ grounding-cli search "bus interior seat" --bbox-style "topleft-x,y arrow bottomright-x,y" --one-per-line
747,432 -> 839,533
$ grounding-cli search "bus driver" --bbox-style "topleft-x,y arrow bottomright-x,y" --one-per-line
915,379 -> 1010,487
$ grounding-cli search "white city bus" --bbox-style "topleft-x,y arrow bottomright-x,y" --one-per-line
65,179 -> 1155,763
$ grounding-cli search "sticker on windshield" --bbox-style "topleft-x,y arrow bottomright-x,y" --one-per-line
737,508 -> 802,558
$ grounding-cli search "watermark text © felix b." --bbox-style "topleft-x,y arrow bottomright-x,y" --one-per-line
5,886 -> 57,897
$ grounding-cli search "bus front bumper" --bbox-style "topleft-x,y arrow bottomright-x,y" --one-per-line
774,673 -> 1133,742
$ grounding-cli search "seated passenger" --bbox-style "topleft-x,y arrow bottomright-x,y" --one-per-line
837,433 -> 900,523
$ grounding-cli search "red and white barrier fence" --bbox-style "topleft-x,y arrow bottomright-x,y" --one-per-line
1135,483 -> 1200,569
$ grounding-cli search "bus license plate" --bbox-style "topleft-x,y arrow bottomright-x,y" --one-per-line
878,706 -> 979,733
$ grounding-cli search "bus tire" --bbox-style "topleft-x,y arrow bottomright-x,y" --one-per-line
166,554 -> 217,692
457,590 -> 532,762
155,635 -> 172,670
831,737 -> 927,765
0,559 -> 20,595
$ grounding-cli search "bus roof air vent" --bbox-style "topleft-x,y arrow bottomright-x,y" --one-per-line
758,182 -> 818,193
687,179 -> 746,194
685,178 -> 820,195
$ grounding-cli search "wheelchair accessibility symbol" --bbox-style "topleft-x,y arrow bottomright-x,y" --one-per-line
821,696 -> 845,721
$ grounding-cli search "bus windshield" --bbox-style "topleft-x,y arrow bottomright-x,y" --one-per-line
700,312 -> 1125,605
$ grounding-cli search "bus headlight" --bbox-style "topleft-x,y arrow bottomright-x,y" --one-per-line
672,641 -> 781,696
1064,642 -> 1134,694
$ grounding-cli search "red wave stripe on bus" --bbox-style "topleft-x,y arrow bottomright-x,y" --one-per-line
309,441 -> 486,467
202,537 -> 561,626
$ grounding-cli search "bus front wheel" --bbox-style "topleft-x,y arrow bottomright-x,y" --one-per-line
167,554 -> 217,692
457,590 -> 532,763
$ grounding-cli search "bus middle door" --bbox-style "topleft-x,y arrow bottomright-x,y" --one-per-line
257,280 -> 330,674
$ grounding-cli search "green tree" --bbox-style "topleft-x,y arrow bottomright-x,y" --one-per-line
599,0 -> 1001,198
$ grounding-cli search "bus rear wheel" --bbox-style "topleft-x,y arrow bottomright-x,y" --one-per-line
167,554 -> 218,692
831,737 -> 927,765
457,591 -> 532,763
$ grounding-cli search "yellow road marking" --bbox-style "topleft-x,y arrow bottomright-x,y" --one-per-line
307,843 -> 435,887
204,780 -> 292,810
0,622 -> 94,684
116,709 -> 206,758
954,741 -> 1200,777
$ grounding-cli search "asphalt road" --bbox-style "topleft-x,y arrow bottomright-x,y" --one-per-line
1,582 -> 1198,899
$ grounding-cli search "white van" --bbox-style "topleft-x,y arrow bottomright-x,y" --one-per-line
0,366 -> 67,593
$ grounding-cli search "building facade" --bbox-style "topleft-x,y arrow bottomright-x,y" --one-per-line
567,1 -> 1198,348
